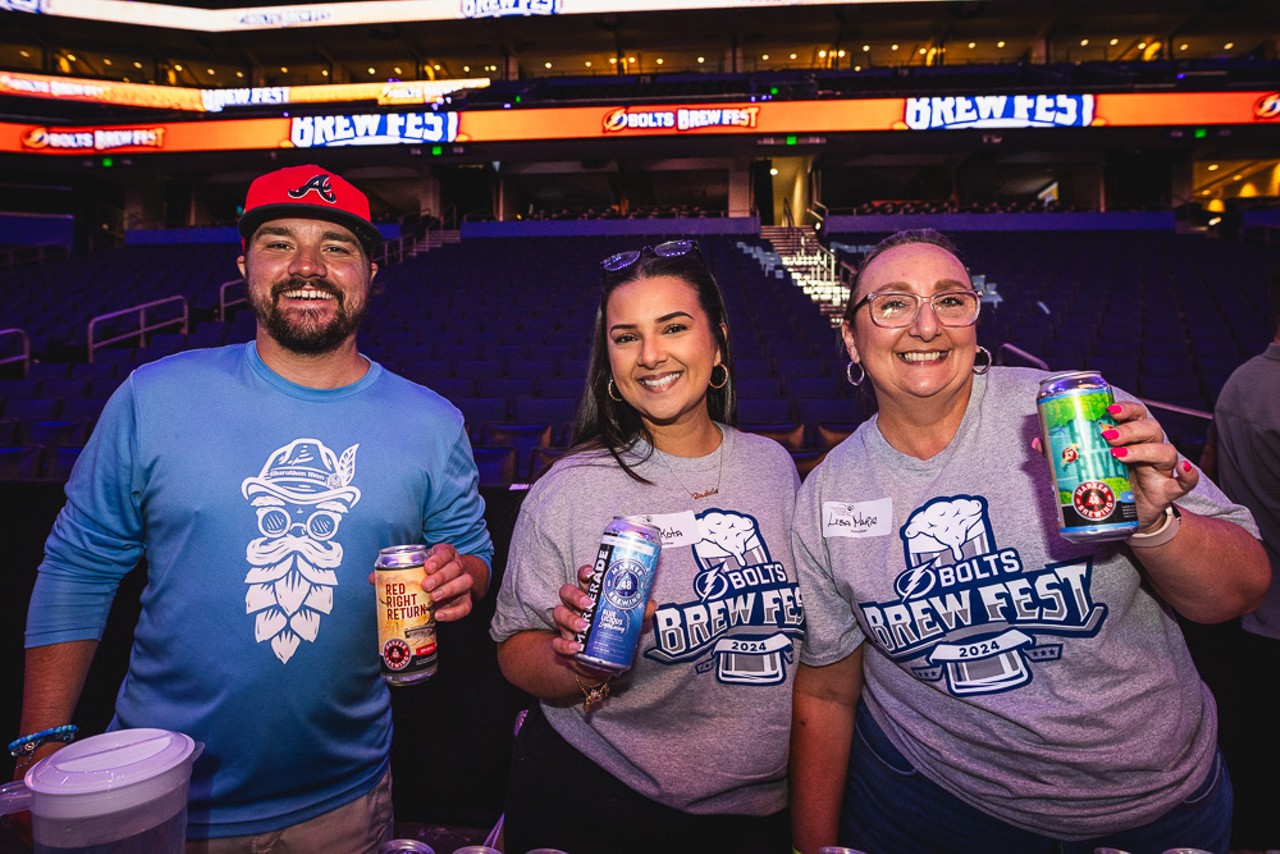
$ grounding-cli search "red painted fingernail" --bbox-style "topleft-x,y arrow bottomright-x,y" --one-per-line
1102,429 -> 1120,441
1182,460 -> 1192,473
1107,404 -> 1122,414
1111,447 -> 1129,458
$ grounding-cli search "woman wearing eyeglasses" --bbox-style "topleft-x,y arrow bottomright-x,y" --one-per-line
490,240 -> 804,853
790,229 -> 1267,854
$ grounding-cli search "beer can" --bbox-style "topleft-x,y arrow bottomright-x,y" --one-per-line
375,544 -> 438,685
1036,371 -> 1140,542
377,841 -> 434,854
574,516 -> 662,674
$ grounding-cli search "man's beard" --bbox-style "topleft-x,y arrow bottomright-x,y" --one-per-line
251,276 -> 367,356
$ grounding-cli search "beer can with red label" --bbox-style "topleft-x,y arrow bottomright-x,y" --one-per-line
375,544 -> 438,685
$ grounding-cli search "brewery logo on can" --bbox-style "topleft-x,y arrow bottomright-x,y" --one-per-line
375,544 -> 438,685
574,516 -> 662,674
1036,371 -> 1139,542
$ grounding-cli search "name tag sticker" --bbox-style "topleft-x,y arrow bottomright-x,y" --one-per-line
823,498 -> 893,538
626,511 -> 700,548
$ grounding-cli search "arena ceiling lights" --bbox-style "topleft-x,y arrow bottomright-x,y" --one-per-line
0,0 -> 947,32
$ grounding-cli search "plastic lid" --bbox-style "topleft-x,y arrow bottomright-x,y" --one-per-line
26,729 -> 197,819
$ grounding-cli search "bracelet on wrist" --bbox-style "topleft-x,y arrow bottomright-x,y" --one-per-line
8,724 -> 78,760
573,672 -> 613,712
1128,505 -> 1182,548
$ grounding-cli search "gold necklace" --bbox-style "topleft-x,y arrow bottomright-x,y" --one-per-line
658,432 -> 725,500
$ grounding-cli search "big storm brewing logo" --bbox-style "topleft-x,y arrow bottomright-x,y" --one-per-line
644,510 -> 803,686
859,496 -> 1107,696
241,439 -> 360,664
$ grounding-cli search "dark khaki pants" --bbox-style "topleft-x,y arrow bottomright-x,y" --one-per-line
185,769 -> 393,854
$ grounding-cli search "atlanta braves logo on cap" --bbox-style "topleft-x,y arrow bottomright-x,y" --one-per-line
237,164 -> 382,255
288,173 -> 338,204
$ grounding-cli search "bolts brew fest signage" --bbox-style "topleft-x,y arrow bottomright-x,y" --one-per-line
2,91 -> 1277,155
21,125 -> 165,151
602,106 -> 761,133
1,70 -> 490,113
289,111 -> 459,147
902,94 -> 1095,130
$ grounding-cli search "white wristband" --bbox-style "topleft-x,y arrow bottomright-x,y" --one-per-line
1128,505 -> 1182,548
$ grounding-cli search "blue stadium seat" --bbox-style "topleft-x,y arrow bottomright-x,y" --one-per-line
470,445 -> 518,488
0,446 -> 44,480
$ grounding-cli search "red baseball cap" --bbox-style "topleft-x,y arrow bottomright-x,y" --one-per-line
238,164 -> 382,255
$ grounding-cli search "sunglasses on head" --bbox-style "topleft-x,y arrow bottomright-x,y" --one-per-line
601,239 -> 701,274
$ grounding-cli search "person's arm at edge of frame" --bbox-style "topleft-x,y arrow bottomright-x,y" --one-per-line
1106,401 -> 1269,623
790,646 -> 864,854
10,640 -> 99,846
15,640 -> 99,777
1129,499 -> 1268,624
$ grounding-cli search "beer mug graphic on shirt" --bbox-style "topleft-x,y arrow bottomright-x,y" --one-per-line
899,497 -> 1033,695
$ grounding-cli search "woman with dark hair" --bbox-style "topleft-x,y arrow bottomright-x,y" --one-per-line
491,240 -> 804,853
789,228 -> 1268,854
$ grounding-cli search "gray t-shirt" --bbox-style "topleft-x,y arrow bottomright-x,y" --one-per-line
1212,342 -> 1280,639
491,426 -> 803,815
793,367 -> 1258,838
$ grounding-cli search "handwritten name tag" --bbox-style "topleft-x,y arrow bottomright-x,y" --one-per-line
823,498 -> 892,538
626,511 -> 700,548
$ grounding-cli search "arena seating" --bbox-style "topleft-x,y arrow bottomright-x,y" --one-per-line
3,230 -> 1278,482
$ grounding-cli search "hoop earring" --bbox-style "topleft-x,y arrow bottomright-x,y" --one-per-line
972,346 -> 992,375
709,363 -> 729,390
845,360 -> 866,387
608,378 -> 624,402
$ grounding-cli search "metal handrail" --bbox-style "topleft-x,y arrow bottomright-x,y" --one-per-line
990,350 -> 1211,422
0,244 -> 68,274
376,232 -> 418,265
996,343 -> 1050,371
0,328 -> 31,377
88,295 -> 188,363
219,278 -> 247,320
1141,399 -> 1211,421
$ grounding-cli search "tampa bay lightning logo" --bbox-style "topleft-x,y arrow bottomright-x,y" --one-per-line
894,564 -> 937,600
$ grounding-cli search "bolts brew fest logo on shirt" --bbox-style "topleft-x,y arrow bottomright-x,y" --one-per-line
644,509 -> 804,686
856,495 -> 1108,696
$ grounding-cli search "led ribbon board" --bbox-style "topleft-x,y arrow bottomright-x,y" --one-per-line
2,91 -> 1276,155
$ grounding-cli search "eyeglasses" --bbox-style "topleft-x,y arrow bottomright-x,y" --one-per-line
256,507 -> 342,541
601,239 -> 700,274
851,289 -> 982,328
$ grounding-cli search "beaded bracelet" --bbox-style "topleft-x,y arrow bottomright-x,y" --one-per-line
8,724 -> 78,761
